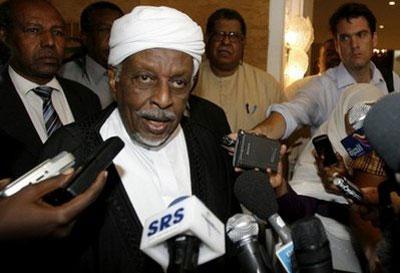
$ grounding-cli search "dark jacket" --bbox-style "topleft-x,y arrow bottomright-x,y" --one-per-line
188,95 -> 231,139
0,66 -> 101,178
38,106 -> 240,273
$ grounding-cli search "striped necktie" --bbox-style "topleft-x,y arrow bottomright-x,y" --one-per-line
32,86 -> 62,136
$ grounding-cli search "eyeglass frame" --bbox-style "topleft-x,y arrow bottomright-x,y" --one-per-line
209,31 -> 245,43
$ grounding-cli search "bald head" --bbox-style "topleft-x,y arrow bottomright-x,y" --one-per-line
2,0 -> 64,28
2,0 -> 66,84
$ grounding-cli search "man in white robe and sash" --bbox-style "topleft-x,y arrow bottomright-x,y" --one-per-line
40,5 -> 240,273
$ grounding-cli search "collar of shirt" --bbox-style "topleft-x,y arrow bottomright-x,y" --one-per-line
85,55 -> 108,84
8,65 -> 62,97
204,58 -> 240,81
334,62 -> 385,90
99,109 -> 191,225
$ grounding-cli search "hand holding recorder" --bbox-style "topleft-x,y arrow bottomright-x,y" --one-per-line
0,170 -> 107,240
0,136 -> 124,240
312,134 -> 338,167
222,130 -> 281,172
312,134 -> 349,195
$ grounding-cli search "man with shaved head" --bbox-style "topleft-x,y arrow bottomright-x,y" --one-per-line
0,0 -> 100,179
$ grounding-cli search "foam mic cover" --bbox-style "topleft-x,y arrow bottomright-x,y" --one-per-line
292,216 -> 333,273
364,93 -> 400,172
234,170 -> 278,219
234,170 -> 292,244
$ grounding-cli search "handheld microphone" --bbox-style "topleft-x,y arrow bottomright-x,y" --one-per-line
292,216 -> 333,273
226,213 -> 271,273
167,196 -> 198,273
331,174 -> 363,203
167,234 -> 200,273
364,93 -> 400,173
234,170 -> 292,244
140,195 -> 225,272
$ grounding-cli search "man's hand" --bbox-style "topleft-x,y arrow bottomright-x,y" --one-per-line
267,144 -> 289,198
314,150 -> 348,195
252,112 -> 286,139
226,113 -> 286,141
352,187 -> 400,228
221,134 -> 237,156
0,170 -> 107,240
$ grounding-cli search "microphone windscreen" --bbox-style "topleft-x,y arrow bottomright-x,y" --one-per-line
292,216 -> 327,251
364,93 -> 400,172
292,216 -> 332,269
234,170 -> 278,219
226,214 -> 259,243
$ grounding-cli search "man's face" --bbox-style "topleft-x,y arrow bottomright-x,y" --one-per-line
335,16 -> 377,72
84,9 -> 121,68
109,48 -> 193,148
7,1 -> 65,84
206,19 -> 245,73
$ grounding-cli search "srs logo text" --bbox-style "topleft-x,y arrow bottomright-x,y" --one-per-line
147,208 -> 185,236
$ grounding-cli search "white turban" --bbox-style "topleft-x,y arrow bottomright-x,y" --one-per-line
108,6 -> 205,75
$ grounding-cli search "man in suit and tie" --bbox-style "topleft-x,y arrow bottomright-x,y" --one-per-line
0,0 -> 101,179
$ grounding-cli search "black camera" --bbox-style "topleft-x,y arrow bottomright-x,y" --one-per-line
231,130 -> 280,172
312,134 -> 338,167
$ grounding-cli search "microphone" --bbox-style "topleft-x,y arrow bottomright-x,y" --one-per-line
234,170 -> 292,244
140,195 -> 225,272
167,234 -> 200,273
166,196 -> 199,273
226,213 -> 271,273
364,93 -> 400,241
331,173 -> 363,203
291,216 -> 333,273
364,92 -> 400,173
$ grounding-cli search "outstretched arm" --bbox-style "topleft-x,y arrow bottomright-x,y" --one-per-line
252,112 -> 287,140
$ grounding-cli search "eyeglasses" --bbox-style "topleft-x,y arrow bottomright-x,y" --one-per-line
211,31 -> 244,43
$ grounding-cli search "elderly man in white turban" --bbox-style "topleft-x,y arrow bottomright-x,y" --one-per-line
40,6 -> 240,273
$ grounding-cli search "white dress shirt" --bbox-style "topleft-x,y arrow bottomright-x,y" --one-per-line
9,65 -> 75,143
268,62 -> 400,138
60,55 -> 113,109
100,109 -> 192,225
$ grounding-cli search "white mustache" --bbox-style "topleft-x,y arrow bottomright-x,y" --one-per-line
136,109 -> 176,122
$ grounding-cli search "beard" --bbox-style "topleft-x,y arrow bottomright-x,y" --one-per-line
130,131 -> 169,148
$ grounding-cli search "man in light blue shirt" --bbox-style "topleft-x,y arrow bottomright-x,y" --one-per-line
254,3 -> 400,140
60,1 -> 123,108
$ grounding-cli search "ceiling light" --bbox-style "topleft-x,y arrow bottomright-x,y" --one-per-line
379,25 -> 385,29
389,1 -> 396,6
